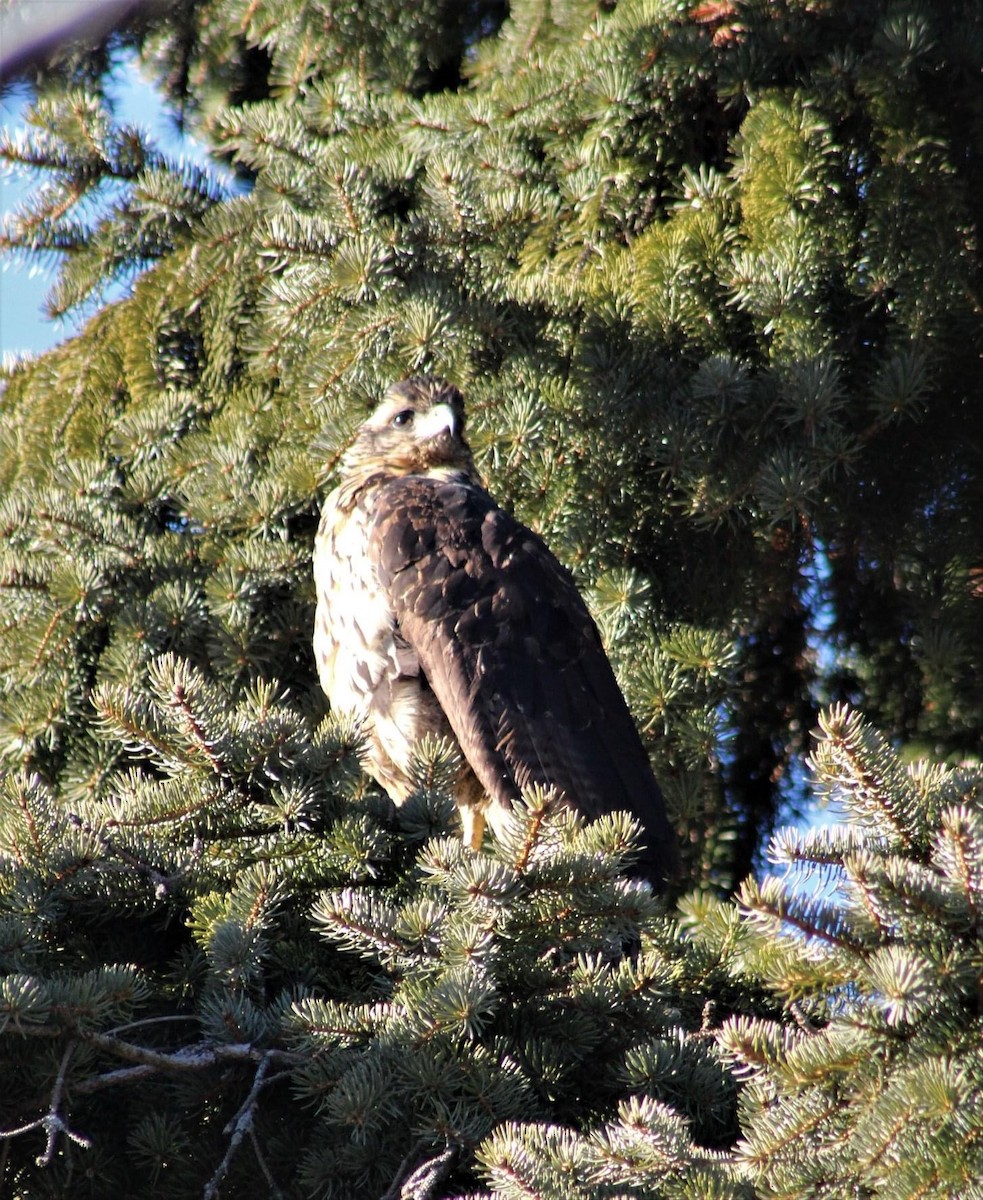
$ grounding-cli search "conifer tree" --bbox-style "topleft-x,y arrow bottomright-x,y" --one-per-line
463,707 -> 983,1198
1,1 -> 981,1196
4,0 -> 981,879
714,705 -> 983,1200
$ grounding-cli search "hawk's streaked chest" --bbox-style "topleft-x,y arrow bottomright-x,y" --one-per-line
312,485 -> 416,713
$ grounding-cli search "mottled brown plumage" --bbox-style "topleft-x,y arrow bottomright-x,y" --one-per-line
313,377 -> 677,888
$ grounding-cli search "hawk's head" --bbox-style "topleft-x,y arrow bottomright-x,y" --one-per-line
341,377 -> 476,483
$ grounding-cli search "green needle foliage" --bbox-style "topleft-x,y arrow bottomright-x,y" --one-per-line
1,1 -> 981,1196
714,705 -> 983,1200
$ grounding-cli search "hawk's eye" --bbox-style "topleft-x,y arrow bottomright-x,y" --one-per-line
391,409 -> 415,429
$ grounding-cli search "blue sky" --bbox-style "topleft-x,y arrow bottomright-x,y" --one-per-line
0,81 -> 59,357
0,55 -> 225,359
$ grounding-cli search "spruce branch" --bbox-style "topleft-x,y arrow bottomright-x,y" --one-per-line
510,787 -> 566,874
936,805 -> 983,924
92,682 -> 188,765
168,679 -> 231,781
11,775 -> 46,859
64,810 -> 182,898
737,876 -> 866,955
31,507 -> 140,566
808,704 -> 919,849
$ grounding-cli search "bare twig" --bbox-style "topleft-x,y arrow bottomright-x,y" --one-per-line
82,1029 -> 300,1072
380,1140 -> 460,1200
203,1051 -> 281,1200
5,1026 -> 302,1176
0,1041 -> 92,1165
72,1027 -> 302,1096
249,1127 -> 282,1196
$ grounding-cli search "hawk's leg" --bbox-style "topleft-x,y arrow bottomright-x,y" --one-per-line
460,805 -> 486,850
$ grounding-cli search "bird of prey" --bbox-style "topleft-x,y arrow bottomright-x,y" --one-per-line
313,376 -> 677,889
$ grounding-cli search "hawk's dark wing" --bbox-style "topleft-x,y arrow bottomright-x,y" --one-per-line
368,474 -> 677,886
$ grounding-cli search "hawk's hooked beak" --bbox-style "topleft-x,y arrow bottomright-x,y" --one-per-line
413,403 -> 460,443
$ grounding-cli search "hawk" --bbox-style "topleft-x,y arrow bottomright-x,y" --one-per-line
313,377 -> 677,889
